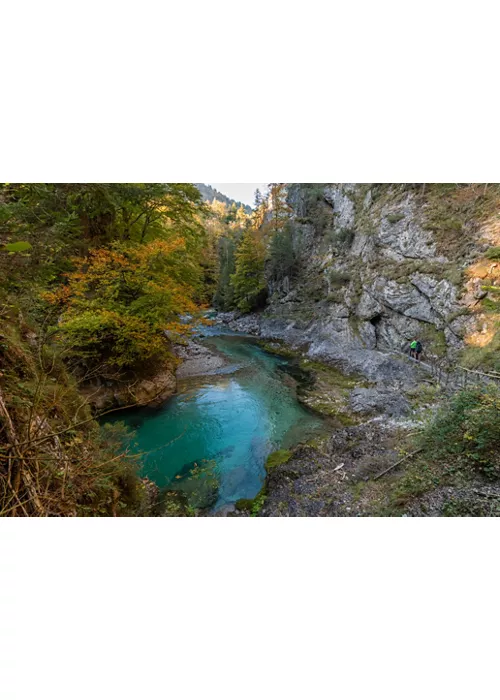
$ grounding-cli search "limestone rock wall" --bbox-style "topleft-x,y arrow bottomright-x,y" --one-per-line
264,184 -> 496,362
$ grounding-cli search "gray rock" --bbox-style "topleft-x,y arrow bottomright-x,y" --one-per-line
373,278 -> 435,319
215,311 -> 240,324
357,290 -> 383,321
349,387 -> 410,417
175,340 -> 229,379
228,314 -> 261,335
357,321 -> 377,349
324,185 -> 356,229
377,197 -> 439,261
410,273 -> 459,317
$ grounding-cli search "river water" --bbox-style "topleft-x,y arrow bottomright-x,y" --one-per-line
108,328 -> 324,509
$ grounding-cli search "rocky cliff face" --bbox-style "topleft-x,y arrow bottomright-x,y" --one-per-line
224,183 -> 500,387
278,184 -> 492,356
280,184 -> 500,356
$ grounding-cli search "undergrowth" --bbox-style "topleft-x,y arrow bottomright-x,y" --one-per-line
375,385 -> 500,515
0,310 -> 149,516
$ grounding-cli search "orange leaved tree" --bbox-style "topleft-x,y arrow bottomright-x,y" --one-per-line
44,238 -> 199,375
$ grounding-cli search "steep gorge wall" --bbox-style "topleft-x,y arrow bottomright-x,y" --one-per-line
261,184 -> 500,369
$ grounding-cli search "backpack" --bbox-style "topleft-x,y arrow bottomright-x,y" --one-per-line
415,341 -> 422,353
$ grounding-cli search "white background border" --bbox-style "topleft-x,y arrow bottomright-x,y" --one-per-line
1,0 -> 500,698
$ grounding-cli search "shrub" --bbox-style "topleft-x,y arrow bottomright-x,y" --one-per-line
236,492 -> 266,516
299,184 -> 335,235
419,386 -> 500,480
461,327 -> 500,373
482,297 -> 500,313
386,213 -> 404,224
328,270 -> 351,289
337,228 -> 355,246
59,310 -> 167,368
485,246 -> 500,261
442,496 -> 500,517
0,316 -> 147,516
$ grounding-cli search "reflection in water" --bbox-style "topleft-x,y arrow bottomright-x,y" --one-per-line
108,332 -> 324,507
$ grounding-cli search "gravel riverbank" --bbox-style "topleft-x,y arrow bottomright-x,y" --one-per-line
175,339 -> 232,379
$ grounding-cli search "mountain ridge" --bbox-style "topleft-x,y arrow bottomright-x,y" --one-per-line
195,183 -> 253,214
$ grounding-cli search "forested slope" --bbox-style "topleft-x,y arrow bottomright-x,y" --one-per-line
0,184 -> 211,515
195,183 -> 252,215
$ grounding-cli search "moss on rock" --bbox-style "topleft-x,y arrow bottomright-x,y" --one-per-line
265,449 -> 292,470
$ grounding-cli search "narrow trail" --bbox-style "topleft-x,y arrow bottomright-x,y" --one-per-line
390,350 -> 500,391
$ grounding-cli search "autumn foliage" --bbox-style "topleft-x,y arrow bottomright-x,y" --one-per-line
42,238 -> 199,372
0,183 -> 208,516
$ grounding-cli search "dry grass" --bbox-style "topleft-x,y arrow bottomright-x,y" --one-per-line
0,315 -> 146,516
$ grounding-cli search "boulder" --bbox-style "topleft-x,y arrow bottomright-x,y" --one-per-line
349,387 -> 410,417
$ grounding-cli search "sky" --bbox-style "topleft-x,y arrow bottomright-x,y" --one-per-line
208,183 -> 268,208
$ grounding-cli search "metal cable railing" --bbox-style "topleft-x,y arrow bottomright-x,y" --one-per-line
390,349 -> 500,391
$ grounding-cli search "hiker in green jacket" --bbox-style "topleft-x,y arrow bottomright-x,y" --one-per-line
409,339 -> 423,361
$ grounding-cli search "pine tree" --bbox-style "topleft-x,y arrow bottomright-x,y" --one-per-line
230,229 -> 267,312
252,191 -> 268,231
235,205 -> 249,229
268,183 -> 291,235
213,236 -> 236,310
269,223 -> 296,283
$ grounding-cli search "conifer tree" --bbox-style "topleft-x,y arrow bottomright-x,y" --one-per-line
252,191 -> 268,230
268,223 -> 297,283
230,229 -> 267,312
268,183 -> 291,234
213,237 -> 236,310
236,205 -> 249,229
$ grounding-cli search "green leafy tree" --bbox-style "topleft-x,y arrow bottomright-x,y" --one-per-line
0,183 -> 207,295
44,238 -> 198,373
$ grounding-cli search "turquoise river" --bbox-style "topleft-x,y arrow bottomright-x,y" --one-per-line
107,327 -> 325,510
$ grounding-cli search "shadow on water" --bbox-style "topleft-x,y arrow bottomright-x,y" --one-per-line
104,328 -> 325,509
